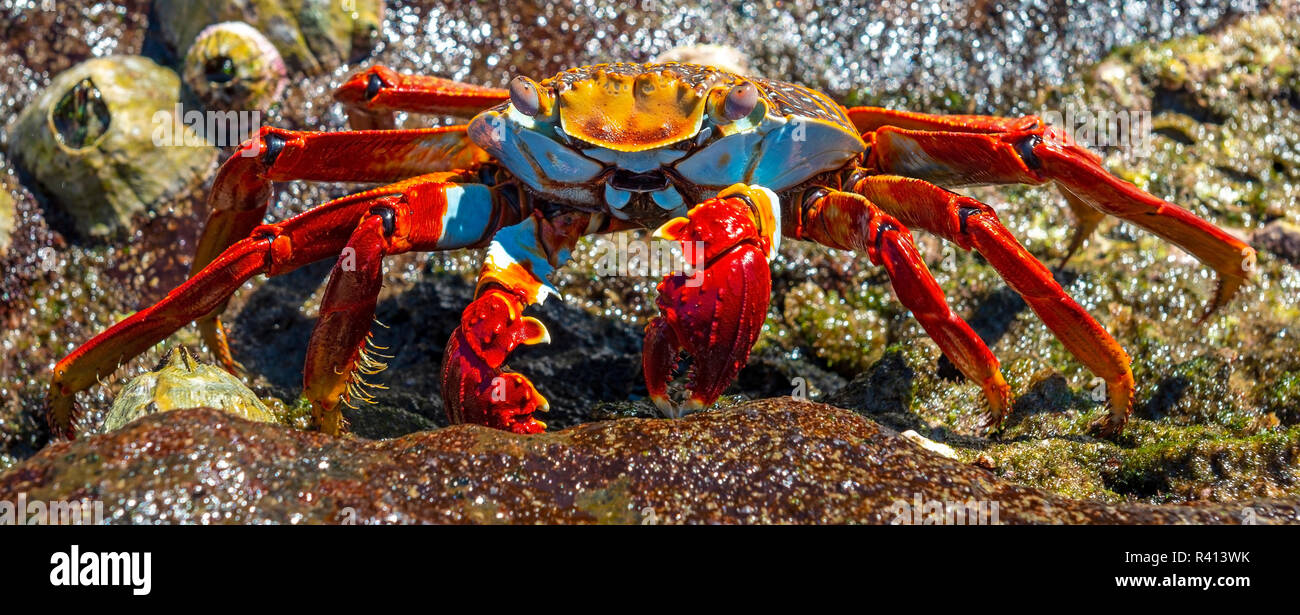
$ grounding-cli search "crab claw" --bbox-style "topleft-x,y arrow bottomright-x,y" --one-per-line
643,184 -> 778,417
441,288 -> 552,434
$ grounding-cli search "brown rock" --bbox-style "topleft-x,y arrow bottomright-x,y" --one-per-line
2,400 -> 1297,524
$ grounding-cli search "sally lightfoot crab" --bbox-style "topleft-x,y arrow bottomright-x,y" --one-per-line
47,62 -> 1255,438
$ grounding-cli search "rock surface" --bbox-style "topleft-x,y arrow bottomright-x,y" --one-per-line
2,400 -> 1296,524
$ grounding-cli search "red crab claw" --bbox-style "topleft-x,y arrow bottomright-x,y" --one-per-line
643,184 -> 778,417
441,288 -> 552,434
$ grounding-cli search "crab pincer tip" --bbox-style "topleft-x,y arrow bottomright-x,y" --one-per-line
653,217 -> 690,242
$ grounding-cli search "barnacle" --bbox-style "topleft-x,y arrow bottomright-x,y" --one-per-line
182,21 -> 287,113
5,56 -> 216,238
101,346 -> 279,433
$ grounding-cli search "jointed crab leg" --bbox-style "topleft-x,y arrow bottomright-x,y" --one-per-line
334,65 -> 510,129
302,209 -> 391,436
851,174 -> 1135,435
192,125 -> 491,372
848,107 -> 1256,317
48,174 -> 516,438
795,189 -> 1014,428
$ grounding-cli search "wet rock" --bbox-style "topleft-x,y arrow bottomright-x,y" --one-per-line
1252,220 -> 1300,267
5,56 -> 216,239
3,399 -> 1296,524
154,0 -> 384,75
1081,13 -> 1300,225
1137,352 -> 1254,426
827,349 -> 923,432
227,271 -> 651,434
182,21 -> 287,114
101,346 -> 279,434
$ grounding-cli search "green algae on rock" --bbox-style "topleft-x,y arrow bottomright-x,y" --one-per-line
5,56 -> 216,239
100,346 -> 279,434
1080,13 -> 1300,228
3,400 -> 1296,524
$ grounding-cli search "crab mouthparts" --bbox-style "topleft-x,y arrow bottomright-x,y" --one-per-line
609,168 -> 671,193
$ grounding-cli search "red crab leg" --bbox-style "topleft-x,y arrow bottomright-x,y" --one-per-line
848,107 -> 1106,266
644,184 -> 777,416
192,126 -> 491,372
442,211 -> 597,434
48,174 -> 515,438
794,189 -> 1014,429
301,210 -> 390,437
846,107 -> 1045,136
335,65 -> 509,129
851,174 -> 1135,436
852,110 -> 1255,318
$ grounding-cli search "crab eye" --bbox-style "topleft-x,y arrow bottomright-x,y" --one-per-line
722,82 -> 758,121
510,76 -> 541,116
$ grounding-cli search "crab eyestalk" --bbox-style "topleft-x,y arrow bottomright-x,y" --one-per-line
643,184 -> 778,417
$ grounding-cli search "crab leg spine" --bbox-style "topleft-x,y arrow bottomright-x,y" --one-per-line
302,212 -> 390,436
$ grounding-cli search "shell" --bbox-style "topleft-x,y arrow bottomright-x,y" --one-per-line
102,346 -> 279,433
4,56 -> 216,239
183,21 -> 287,113
155,0 -> 385,75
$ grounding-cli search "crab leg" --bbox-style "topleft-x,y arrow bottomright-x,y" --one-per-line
334,65 -> 509,129
848,107 -> 1255,318
851,174 -> 1135,435
48,174 -> 515,438
192,126 -> 491,372
846,107 -> 1043,135
442,211 -> 597,434
794,188 -> 1014,429
301,209 -> 390,437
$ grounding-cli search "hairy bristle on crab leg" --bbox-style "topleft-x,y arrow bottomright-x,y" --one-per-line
848,106 -> 1256,319
302,210 -> 389,436
851,174 -> 1135,436
795,188 -> 1014,430
48,173 -> 516,438
191,125 -> 490,374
